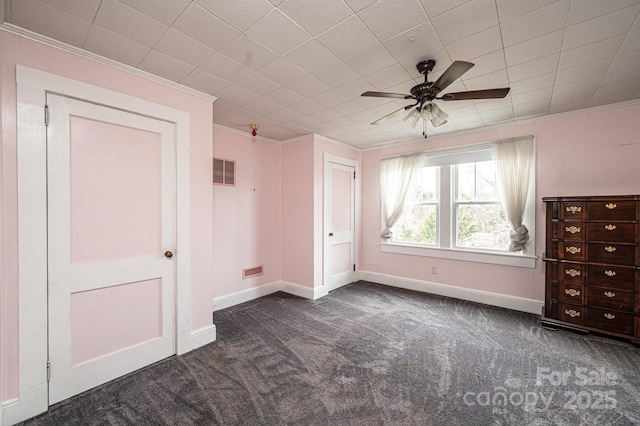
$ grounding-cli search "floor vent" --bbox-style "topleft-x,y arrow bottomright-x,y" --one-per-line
243,265 -> 264,279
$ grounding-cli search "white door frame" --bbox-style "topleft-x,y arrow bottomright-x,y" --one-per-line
323,153 -> 359,291
14,65 -> 193,422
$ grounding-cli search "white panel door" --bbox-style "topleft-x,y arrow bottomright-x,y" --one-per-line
324,159 -> 356,291
46,94 -> 176,404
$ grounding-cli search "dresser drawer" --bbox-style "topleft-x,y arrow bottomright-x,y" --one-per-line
559,283 -> 585,304
557,221 -> 585,240
587,200 -> 636,221
587,265 -> 635,291
586,287 -> 634,312
557,303 -> 586,325
557,241 -> 586,261
587,242 -> 636,265
587,222 -> 636,243
587,308 -> 634,335
561,202 -> 586,220
552,262 -> 585,284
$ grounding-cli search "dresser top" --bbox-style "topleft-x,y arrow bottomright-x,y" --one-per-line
543,195 -> 640,202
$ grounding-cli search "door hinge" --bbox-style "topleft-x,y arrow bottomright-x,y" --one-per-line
353,171 -> 356,179
44,104 -> 49,126
353,264 -> 356,272
47,360 -> 51,381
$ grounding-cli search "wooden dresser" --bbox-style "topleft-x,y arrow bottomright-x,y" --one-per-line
542,195 -> 640,345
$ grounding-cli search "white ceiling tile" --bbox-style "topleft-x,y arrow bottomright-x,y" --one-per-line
283,39 -> 340,73
154,29 -> 214,67
235,72 -> 280,96
257,58 -> 307,86
599,66 -> 640,87
619,29 -> 640,54
248,96 -> 284,115
310,89 -> 350,108
316,15 -> 379,59
200,52 -> 253,83
500,0 -> 570,47
505,29 -> 564,67
265,106 -> 305,122
444,26 -> 503,62
216,84 -> 259,105
399,48 -> 453,79
608,50 -> 640,73
40,0 -> 101,20
563,5 -> 640,50
181,69 -> 231,96
115,0 -> 190,26
478,106 -> 514,122
588,91 -> 636,107
554,58 -> 612,85
512,99 -> 550,117
558,35 -> 625,69
312,107 -> 342,122
83,25 -> 149,66
567,0 -> 640,25
138,49 -> 195,82
344,44 -> 398,76
264,86 -> 306,106
246,9 -> 310,55
473,95 -> 513,111
462,69 -> 509,90
419,0 -> 472,19
10,0 -> 91,46
173,4 -> 241,51
507,53 -> 559,82
195,0 -> 273,33
93,0 -> 167,47
334,78 -> 376,99
548,99 -> 590,113
458,49 -> 505,80
287,75 -> 331,97
446,104 -> 480,118
508,72 -> 556,95
343,0 -> 377,12
279,0 -> 353,36
221,36 -> 279,70
382,21 -> 442,62
495,0 -> 557,22
430,0 -> 499,44
512,86 -> 553,105
313,61 -> 361,87
365,63 -> 413,90
356,0 -> 428,41
551,88 -> 595,106
290,99 -> 326,115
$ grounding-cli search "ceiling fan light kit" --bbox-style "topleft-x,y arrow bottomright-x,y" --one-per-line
361,59 -> 510,138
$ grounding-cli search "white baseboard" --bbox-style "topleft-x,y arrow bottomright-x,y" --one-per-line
189,324 -> 217,351
359,271 -> 544,315
2,397 -> 20,426
212,281 -> 328,312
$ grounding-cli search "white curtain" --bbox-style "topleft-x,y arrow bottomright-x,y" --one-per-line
491,136 -> 535,252
380,153 -> 424,239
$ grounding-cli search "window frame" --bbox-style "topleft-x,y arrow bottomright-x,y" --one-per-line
381,144 -> 536,269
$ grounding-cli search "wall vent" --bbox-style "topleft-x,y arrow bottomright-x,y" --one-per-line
213,157 -> 235,186
242,265 -> 264,279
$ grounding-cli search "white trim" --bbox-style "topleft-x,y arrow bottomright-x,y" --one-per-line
381,243 -> 537,268
0,24 -> 216,103
212,123 -> 280,144
212,281 -> 328,312
1,398 -> 20,426
190,325 -> 217,351
15,65 -> 195,424
359,271 -> 543,315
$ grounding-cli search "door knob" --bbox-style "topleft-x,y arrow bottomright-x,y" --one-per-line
164,251 -> 174,258
329,232 -> 334,237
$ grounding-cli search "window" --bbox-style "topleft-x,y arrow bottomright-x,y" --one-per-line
382,141 -> 536,268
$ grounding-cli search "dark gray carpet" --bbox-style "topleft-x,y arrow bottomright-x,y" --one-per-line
19,281 -> 640,425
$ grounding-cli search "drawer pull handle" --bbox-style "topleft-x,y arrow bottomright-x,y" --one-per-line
566,246 -> 581,255
565,225 -> 581,234
565,289 -> 581,297
604,313 -> 616,320
566,206 -> 582,214
604,224 -> 616,231
605,203 -> 617,210
565,309 -> 580,318
604,246 -> 616,253
604,270 -> 616,277
604,291 -> 615,298
565,269 -> 581,277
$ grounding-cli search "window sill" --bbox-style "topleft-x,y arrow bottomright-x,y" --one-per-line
381,242 -> 537,268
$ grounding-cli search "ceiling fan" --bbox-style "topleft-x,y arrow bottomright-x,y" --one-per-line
361,59 -> 510,137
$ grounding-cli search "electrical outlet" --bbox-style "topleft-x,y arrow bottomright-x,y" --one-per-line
431,266 -> 437,274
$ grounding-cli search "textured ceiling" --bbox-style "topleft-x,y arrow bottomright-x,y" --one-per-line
3,0 -> 640,148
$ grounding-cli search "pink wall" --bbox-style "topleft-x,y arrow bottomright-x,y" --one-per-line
211,126 -> 281,297
361,102 -> 640,303
0,31 -> 213,400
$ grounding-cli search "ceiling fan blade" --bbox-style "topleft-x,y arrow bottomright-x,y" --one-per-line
361,91 -> 413,99
440,88 -> 510,101
430,61 -> 474,93
371,106 -> 411,125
